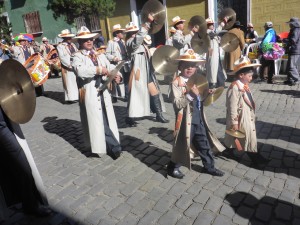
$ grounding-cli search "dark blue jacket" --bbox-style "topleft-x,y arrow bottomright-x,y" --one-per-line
287,22 -> 300,55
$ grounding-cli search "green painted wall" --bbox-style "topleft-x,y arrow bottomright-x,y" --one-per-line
4,0 -> 73,43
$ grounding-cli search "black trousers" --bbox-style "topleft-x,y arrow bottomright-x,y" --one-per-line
260,57 -> 275,81
0,109 -> 40,210
190,123 -> 215,170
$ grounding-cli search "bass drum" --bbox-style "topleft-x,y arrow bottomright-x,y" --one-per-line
46,49 -> 61,71
23,53 -> 50,87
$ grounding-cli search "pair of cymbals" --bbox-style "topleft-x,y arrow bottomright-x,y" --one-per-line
191,33 -> 210,55
218,8 -> 236,30
203,86 -> 224,106
152,45 -> 179,75
0,59 -> 36,124
220,32 -> 239,52
225,129 -> 246,138
141,0 -> 166,34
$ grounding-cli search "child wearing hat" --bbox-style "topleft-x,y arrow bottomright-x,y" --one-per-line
224,57 -> 270,164
167,49 -> 225,179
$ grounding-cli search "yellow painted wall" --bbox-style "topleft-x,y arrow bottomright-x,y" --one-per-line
252,0 -> 300,36
166,0 -> 206,33
100,0 -> 131,43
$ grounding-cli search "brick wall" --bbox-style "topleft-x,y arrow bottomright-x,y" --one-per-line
252,0 -> 300,36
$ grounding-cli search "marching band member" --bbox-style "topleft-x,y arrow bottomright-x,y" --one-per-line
167,49 -> 225,179
57,29 -> 79,104
71,26 -> 122,160
106,24 -> 128,101
206,17 -> 227,90
0,107 -> 51,218
40,37 -> 55,58
125,18 -> 168,127
172,16 -> 198,54
224,57 -> 270,164
165,27 -> 176,46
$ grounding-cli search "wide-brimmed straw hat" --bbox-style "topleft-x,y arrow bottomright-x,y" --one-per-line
58,29 -> 75,38
172,16 -> 186,26
73,26 -> 100,39
112,24 -> 125,32
144,35 -> 152,45
176,49 -> 205,62
228,56 -> 261,75
206,18 -> 214,25
125,22 -> 139,33
42,37 -> 49,42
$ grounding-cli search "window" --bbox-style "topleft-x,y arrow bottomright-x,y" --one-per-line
74,16 -> 86,30
89,14 -> 101,32
23,11 -> 42,34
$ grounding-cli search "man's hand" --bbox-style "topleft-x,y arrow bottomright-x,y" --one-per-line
208,88 -> 216,94
148,13 -> 154,23
231,124 -> 239,131
114,75 -> 121,84
192,25 -> 199,33
189,84 -> 200,98
101,66 -> 108,76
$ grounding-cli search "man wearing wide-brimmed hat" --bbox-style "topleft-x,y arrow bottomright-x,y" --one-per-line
106,24 -> 128,101
125,17 -> 169,127
13,35 -> 34,64
56,29 -> 79,103
224,57 -> 270,164
39,37 -> 55,58
167,49 -> 225,179
172,16 -> 198,55
224,21 -> 245,72
71,26 -> 122,160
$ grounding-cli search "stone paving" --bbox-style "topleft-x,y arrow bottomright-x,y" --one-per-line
1,75 -> 300,225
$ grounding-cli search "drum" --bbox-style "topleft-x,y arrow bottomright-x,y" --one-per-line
23,53 -> 50,87
46,49 -> 61,71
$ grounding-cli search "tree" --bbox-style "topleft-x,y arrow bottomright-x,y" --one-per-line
48,0 -> 116,24
0,2 -> 12,43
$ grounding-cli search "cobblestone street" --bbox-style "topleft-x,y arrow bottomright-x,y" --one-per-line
2,75 -> 300,225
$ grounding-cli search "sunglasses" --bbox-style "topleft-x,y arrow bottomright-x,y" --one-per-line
83,38 -> 94,42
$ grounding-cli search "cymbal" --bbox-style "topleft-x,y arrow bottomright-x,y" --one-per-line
220,32 -> 239,52
218,8 -> 236,30
141,0 -> 166,34
188,15 -> 207,38
225,129 -> 246,138
186,73 -> 208,98
191,33 -> 210,54
203,86 -> 224,106
98,61 -> 125,92
152,45 -> 179,74
0,59 -> 36,124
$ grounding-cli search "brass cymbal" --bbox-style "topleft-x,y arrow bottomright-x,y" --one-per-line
191,33 -> 210,54
218,8 -> 236,30
152,45 -> 179,74
186,73 -> 208,98
203,86 -> 224,106
141,0 -> 166,34
98,61 -> 125,92
225,129 -> 246,138
0,59 -> 36,124
220,32 -> 239,52
188,15 -> 207,38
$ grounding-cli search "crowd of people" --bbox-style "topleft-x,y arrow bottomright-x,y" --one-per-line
0,14 -> 299,219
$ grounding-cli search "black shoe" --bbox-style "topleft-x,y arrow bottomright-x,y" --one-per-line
288,80 -> 299,86
24,205 -> 52,217
167,168 -> 185,179
112,97 -> 118,103
109,150 -> 122,160
284,80 -> 292,85
202,168 -> 224,177
125,117 -> 137,127
156,114 -> 169,123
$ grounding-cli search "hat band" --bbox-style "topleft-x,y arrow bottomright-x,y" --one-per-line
77,32 -> 92,36
60,33 -> 72,36
180,55 -> 196,60
234,61 -> 251,71
126,26 -> 138,31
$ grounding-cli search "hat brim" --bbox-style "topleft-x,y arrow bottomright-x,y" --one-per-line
228,63 -> 261,75
175,58 -> 205,62
113,28 -> 125,32
144,40 -> 152,45
73,33 -> 100,40
58,34 -> 75,38
125,28 -> 139,33
173,19 -> 186,26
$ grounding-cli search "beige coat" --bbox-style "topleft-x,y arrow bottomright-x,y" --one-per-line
170,75 -> 225,169
224,81 -> 257,152
224,28 -> 245,71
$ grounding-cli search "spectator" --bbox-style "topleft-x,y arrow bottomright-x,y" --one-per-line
284,17 -> 300,86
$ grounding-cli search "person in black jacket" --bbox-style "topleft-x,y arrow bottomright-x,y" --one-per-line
284,17 -> 300,86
